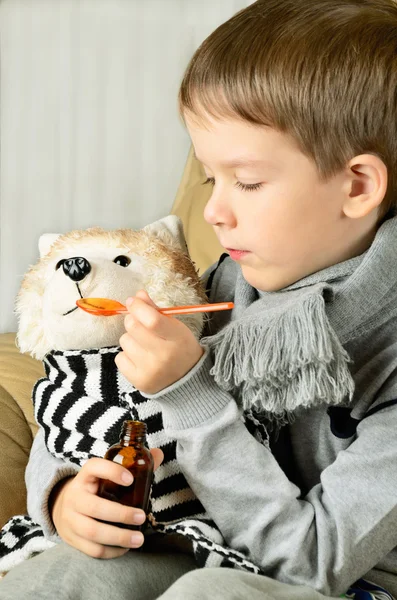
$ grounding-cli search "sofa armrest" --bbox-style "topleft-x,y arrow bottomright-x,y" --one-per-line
0,385 -> 33,527
0,333 -> 44,527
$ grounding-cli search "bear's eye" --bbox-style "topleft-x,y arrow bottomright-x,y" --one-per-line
56,259 -> 65,270
114,255 -> 131,267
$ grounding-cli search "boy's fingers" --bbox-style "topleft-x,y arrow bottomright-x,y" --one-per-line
151,448 -> 164,471
115,350 -> 138,385
76,492 -> 145,526
74,514 -> 144,550
125,290 -> 158,313
120,321 -> 162,354
130,298 -> 165,332
72,535 -> 131,559
80,457 -> 134,487
126,297 -> 176,339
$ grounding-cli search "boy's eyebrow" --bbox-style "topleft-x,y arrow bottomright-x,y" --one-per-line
193,151 -> 271,169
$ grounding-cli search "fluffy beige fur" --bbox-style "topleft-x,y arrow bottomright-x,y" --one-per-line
16,216 -> 207,360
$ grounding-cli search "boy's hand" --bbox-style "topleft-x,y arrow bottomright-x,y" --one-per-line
51,450 -> 163,559
115,290 -> 204,394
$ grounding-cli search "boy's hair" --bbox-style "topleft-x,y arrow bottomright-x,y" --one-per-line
179,0 -> 397,219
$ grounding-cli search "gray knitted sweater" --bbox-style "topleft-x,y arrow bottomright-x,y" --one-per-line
26,217 -> 397,597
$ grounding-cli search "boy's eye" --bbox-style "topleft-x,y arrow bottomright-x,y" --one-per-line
202,177 -> 263,192
114,255 -> 131,267
235,181 -> 263,192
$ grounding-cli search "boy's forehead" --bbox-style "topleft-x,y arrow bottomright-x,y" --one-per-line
188,119 -> 298,169
193,150 -> 274,169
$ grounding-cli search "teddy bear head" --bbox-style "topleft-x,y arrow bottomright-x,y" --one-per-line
16,216 -> 207,360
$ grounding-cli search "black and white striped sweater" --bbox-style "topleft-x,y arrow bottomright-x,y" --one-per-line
0,346 -> 268,574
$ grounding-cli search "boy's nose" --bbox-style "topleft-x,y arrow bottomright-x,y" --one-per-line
204,189 -> 236,228
62,257 -> 91,282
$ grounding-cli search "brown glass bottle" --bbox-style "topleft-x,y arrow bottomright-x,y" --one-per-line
98,420 -> 154,531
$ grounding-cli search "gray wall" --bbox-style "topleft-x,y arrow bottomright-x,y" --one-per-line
0,0 -> 250,333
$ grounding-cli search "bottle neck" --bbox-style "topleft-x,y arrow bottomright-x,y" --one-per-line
120,420 -> 147,445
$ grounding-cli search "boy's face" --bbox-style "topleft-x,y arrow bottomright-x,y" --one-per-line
186,114 -> 370,291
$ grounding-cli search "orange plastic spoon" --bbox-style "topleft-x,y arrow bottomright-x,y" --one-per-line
76,297 -> 234,316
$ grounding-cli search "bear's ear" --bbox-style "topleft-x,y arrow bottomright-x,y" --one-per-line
39,233 -> 61,258
143,215 -> 188,253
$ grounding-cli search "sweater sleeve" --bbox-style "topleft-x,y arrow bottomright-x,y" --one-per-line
25,428 -> 79,540
148,351 -> 397,597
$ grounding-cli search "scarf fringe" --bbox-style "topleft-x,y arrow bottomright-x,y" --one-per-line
203,292 -> 355,419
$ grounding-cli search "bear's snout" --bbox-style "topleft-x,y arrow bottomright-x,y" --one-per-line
61,257 -> 91,282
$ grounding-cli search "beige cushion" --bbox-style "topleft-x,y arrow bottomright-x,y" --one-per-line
171,146 -> 224,274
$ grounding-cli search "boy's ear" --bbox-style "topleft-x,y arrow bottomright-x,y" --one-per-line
343,154 -> 388,219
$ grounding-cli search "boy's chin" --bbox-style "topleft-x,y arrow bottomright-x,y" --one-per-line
241,264 -> 296,292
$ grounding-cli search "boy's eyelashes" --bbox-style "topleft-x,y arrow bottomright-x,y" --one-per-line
202,176 -> 263,192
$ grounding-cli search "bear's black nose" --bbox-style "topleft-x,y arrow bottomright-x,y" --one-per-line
62,257 -> 91,282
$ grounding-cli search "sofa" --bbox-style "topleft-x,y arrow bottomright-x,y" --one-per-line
0,147 -> 223,533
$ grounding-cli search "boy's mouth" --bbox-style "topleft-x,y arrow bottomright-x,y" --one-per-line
226,248 -> 250,261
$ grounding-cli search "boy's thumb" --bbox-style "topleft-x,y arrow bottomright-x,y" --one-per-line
135,289 -> 159,309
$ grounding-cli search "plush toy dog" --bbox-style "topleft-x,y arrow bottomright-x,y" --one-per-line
16,213 -> 209,522
0,215 -> 261,576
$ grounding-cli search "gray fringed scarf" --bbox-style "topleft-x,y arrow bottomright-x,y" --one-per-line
202,217 -> 397,423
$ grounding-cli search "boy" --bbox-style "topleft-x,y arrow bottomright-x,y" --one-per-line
2,0 -> 397,598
